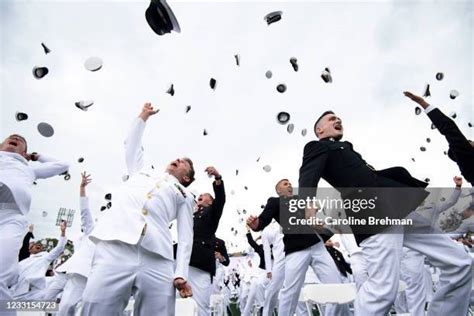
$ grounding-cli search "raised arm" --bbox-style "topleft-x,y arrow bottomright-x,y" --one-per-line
246,231 -> 260,252
45,221 -> 67,263
79,172 -> 95,235
124,103 -> 159,176
19,225 -> 35,261
31,154 -> 69,180
433,177 -> 463,216
206,166 -> 226,223
174,196 -> 194,297
246,197 -> 279,232
404,91 -> 472,151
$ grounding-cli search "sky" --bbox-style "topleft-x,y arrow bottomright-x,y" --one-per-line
1,0 -> 472,253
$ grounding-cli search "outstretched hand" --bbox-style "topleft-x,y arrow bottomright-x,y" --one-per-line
139,102 -> 160,122
205,166 -> 221,179
403,91 -> 429,109
80,172 -> 92,188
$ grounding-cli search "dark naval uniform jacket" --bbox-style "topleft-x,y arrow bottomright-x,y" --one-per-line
299,137 -> 429,244
256,196 -> 333,256
189,180 -> 226,277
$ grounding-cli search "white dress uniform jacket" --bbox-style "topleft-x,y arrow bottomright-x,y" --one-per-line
14,236 -> 67,297
262,222 -> 284,274
89,118 -> 194,280
56,197 -> 95,278
0,151 -> 69,215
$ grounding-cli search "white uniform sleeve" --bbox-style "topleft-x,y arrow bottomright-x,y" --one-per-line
80,197 -> 95,235
33,154 -> 69,179
433,188 -> 462,216
44,236 -> 67,263
124,118 -> 146,176
262,229 -> 273,273
424,104 -> 436,114
174,197 -> 194,280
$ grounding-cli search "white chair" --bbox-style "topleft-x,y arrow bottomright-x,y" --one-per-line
389,281 -> 410,316
176,298 -> 198,316
302,283 -> 357,316
210,294 -> 225,316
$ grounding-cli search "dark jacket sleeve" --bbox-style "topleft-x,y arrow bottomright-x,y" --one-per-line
246,232 -> 260,252
211,180 -> 226,225
19,232 -> 34,261
256,198 -> 279,231
217,240 -> 230,266
298,141 -> 329,200
427,108 -> 472,157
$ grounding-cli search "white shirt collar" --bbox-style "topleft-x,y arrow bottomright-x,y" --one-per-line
0,151 -> 28,165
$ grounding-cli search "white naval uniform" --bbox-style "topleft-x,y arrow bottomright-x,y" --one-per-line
355,188 -> 471,315
13,236 -> 67,299
55,196 -> 96,316
0,151 -> 68,307
338,234 -> 366,290
242,267 -> 268,316
261,222 -> 285,316
395,187 -> 464,316
278,238 -> 349,316
41,272 -> 68,301
188,266 -> 212,316
81,117 -> 194,316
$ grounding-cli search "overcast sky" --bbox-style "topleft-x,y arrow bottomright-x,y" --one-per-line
1,0 -> 472,252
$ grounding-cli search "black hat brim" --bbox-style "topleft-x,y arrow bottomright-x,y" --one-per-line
146,0 -> 181,35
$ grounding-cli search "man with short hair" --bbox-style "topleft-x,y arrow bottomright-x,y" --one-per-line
81,103 -> 195,316
247,179 -> 346,316
0,134 -> 69,309
298,110 -> 471,315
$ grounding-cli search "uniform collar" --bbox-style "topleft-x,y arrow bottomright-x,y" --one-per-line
164,172 -> 180,184
0,151 -> 28,165
320,136 -> 341,142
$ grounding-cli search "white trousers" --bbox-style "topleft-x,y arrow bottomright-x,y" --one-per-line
348,252 -> 367,291
41,272 -> 68,301
262,257 -> 285,316
187,266 -> 211,316
0,210 -> 27,316
242,270 -> 269,316
57,274 -> 87,316
81,239 -> 175,316
400,248 -> 426,316
355,226 -> 472,316
239,280 -> 251,312
278,242 -> 349,316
